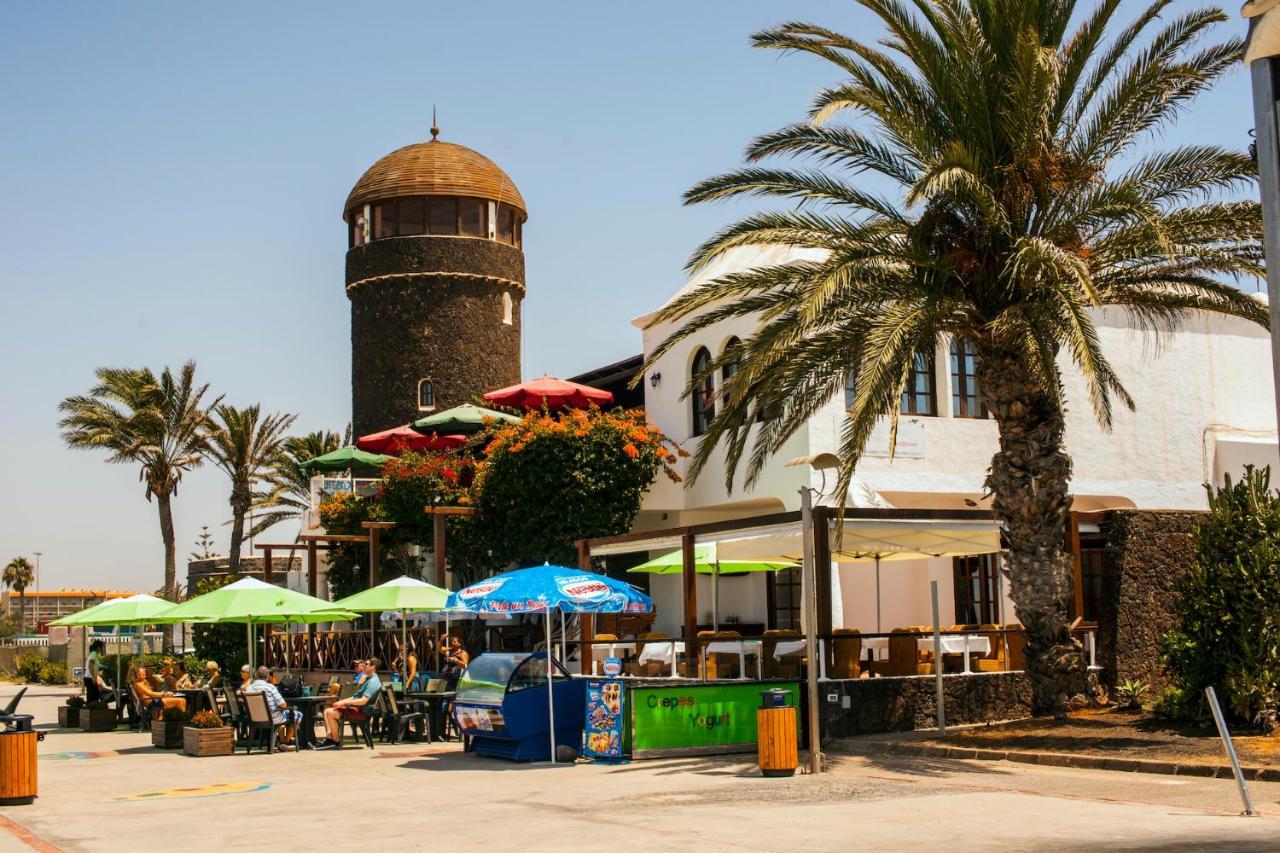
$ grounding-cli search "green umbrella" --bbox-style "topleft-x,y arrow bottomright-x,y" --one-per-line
298,445 -> 388,471
628,542 -> 796,631
50,594 -> 177,706
331,576 -> 451,683
155,578 -> 355,670
412,403 -> 520,435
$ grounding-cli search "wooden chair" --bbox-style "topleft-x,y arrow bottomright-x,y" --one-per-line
830,629 -> 862,679
698,631 -> 742,680
975,623 -> 1005,672
872,629 -> 931,677
1005,625 -> 1027,671
637,632 -> 671,677
763,629 -> 803,679
241,692 -> 277,755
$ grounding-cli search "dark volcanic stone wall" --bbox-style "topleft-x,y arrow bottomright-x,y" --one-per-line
1097,510 -> 1204,691
347,236 -> 523,436
818,673 -> 1032,741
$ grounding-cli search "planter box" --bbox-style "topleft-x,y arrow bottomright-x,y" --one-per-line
183,726 -> 234,757
58,706 -> 82,729
80,706 -> 116,733
151,720 -> 185,749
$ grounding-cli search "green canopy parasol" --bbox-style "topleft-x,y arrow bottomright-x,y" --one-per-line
628,542 -> 796,631
412,403 -> 521,435
331,576 -> 451,682
49,593 -> 175,627
298,445 -> 388,471
155,577 -> 356,670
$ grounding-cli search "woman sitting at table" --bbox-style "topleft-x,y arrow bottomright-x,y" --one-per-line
160,658 -> 180,690
201,661 -> 223,689
133,666 -> 185,719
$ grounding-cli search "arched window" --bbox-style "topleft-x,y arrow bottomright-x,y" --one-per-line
417,378 -> 435,412
901,349 -> 937,416
950,337 -> 987,418
721,337 -> 742,392
502,292 -> 513,326
691,347 -> 714,437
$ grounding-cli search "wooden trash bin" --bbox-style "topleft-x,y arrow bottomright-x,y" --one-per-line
0,725 -> 39,805
757,690 -> 798,778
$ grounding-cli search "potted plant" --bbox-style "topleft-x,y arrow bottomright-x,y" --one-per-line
58,696 -> 85,729
151,706 -> 191,749
80,700 -> 116,732
183,710 -> 233,757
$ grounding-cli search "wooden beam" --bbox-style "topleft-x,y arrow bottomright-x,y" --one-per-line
433,514 -> 447,588
681,533 -> 697,648
361,521 -> 398,529
298,534 -> 369,544
262,546 -> 274,585
578,539 -> 594,677
306,540 -> 318,596
254,543 -> 303,550
369,526 -> 381,588
424,506 -> 476,517
1068,511 -> 1084,621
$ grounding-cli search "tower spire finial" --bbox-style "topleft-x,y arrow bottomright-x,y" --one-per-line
430,105 -> 439,141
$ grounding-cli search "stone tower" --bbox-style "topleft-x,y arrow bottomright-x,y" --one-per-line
344,126 -> 525,437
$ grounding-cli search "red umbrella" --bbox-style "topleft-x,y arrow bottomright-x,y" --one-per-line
483,375 -> 614,411
356,425 -> 466,454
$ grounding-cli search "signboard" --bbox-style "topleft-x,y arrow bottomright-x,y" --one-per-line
863,418 -> 926,459
629,682 -> 800,758
602,657 -> 623,678
453,703 -> 504,734
583,679 -> 625,761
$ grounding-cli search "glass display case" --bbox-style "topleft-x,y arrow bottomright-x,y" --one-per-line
453,651 -> 583,761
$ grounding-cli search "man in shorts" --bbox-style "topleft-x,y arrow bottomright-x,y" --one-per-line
317,658 -> 381,749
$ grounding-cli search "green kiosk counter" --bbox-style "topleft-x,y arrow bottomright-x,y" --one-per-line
626,681 -> 801,759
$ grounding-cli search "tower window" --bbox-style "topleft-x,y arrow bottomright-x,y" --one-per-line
429,197 -> 458,235
691,347 -> 714,437
502,292 -> 513,326
417,379 -> 435,412
460,198 -> 487,237
497,205 -> 516,244
397,197 -> 426,236
374,202 -> 397,239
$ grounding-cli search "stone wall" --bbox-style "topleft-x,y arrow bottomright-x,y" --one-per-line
817,672 -> 1032,741
347,236 -> 523,436
1097,509 -> 1204,690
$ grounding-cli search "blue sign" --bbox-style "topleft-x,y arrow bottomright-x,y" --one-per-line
583,679 -> 625,761
602,657 -> 623,678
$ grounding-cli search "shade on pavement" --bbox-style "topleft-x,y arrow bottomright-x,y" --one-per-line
412,403 -> 521,435
298,445 -> 388,471
483,375 -> 613,411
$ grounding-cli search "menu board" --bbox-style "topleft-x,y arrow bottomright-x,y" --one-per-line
583,679 -> 625,761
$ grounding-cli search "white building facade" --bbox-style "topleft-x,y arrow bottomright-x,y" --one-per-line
613,246 -> 1279,637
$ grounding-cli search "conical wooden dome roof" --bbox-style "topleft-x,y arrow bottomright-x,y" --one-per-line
344,139 -> 525,219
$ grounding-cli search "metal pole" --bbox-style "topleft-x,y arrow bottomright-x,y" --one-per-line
931,581 -> 946,735
546,608 -> 556,764
874,556 -> 882,634
1249,57 -> 1280,431
799,487 -> 822,775
1206,686 -> 1258,816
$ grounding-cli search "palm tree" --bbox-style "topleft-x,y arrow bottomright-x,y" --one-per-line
648,0 -> 1265,715
59,362 -> 218,606
203,404 -> 298,574
2,557 -> 34,633
251,428 -> 348,533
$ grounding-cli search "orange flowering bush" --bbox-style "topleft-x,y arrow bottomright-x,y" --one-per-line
474,407 -> 684,566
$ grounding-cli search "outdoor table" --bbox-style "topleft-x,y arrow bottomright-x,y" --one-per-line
637,641 -> 686,678
405,691 -> 455,742
916,635 -> 991,673
175,689 -> 206,712
702,640 -> 763,681
771,639 -> 806,660
286,695 -> 334,749
591,642 -> 637,674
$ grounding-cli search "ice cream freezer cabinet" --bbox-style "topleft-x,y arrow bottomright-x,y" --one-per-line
452,652 -> 584,762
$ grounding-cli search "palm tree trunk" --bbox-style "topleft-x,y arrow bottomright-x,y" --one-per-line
18,591 -> 25,635
157,491 -> 177,653
978,345 -> 1090,716
227,485 -> 248,575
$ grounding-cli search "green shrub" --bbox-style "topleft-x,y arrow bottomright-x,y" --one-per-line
16,654 -> 44,683
66,696 -> 85,709
1160,466 -> 1280,730
188,710 -> 223,729
1113,678 -> 1149,711
39,661 -> 68,685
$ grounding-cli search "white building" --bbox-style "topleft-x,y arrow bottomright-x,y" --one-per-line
576,245 -> 1280,639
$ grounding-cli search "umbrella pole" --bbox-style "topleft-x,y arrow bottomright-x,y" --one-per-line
286,624 -> 291,674
113,624 -> 120,713
247,621 -> 253,672
546,609 -> 556,764
875,556 -> 882,635
401,611 -> 408,685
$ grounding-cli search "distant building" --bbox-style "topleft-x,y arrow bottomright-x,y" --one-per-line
2,589 -> 136,631
186,555 -> 303,594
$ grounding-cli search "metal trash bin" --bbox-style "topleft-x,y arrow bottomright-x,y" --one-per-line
0,715 -> 40,805
757,691 -> 798,778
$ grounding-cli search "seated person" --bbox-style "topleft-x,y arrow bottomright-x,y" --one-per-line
146,664 -> 165,691
246,666 -> 301,747
160,658 -> 179,691
317,658 -> 382,749
201,661 -> 223,689
132,666 -> 185,719
352,659 -> 367,686
239,664 -> 252,690
175,663 -> 195,689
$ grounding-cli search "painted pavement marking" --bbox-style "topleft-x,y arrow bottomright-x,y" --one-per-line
113,781 -> 272,801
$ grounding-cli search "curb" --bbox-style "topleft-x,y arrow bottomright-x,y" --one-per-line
850,740 -> 1280,782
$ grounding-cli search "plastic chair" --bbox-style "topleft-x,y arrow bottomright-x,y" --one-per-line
205,687 -> 231,724
222,686 -> 248,741
382,689 -> 424,744
341,687 -> 380,749
241,691 -> 277,755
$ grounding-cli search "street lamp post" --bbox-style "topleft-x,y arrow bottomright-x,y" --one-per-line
1245,6 -> 1280,429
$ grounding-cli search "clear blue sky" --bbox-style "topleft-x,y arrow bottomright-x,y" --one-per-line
0,2 -> 1256,594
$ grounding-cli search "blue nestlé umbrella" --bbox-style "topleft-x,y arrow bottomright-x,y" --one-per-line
447,565 -> 653,762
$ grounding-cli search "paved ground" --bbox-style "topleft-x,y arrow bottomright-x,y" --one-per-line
3,684 -> 1279,852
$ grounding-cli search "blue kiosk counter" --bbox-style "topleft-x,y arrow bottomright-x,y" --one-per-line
453,652 -> 584,761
